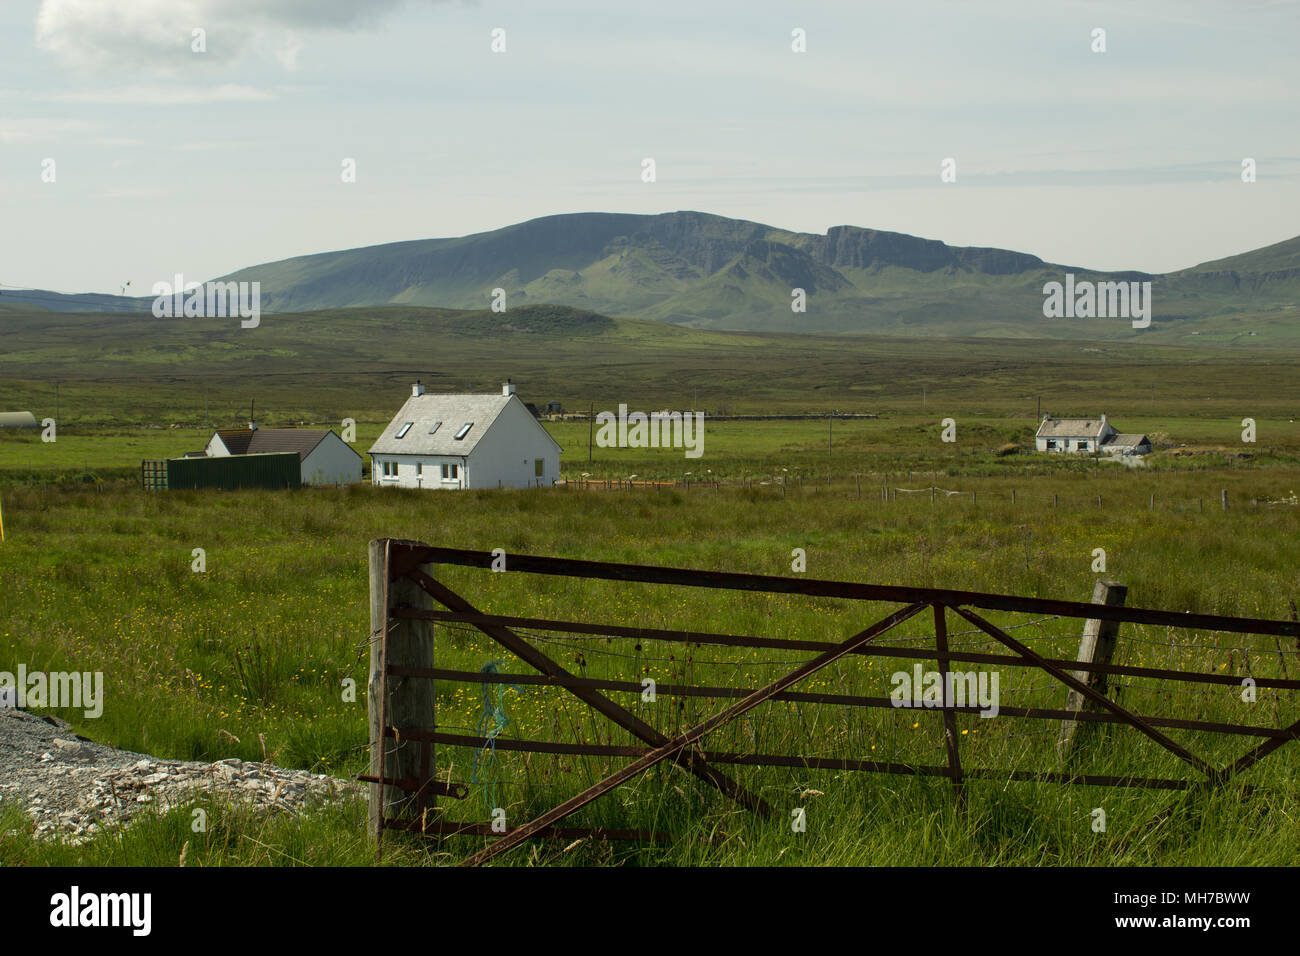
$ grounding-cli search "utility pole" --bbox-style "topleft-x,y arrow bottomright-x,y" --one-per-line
828,413 -> 832,458
588,401 -> 594,464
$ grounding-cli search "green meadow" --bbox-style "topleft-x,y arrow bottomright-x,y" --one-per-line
1,471 -> 1298,866
2,306 -> 1299,865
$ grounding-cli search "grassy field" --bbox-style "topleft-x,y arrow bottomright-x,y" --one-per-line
4,304 -> 1300,430
3,308 -> 1300,866
1,470 -> 1298,866
3,413 -> 1299,491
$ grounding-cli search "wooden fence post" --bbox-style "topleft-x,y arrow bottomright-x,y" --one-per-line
1057,578 -> 1128,760
368,539 -> 437,845
1222,489 -> 1229,511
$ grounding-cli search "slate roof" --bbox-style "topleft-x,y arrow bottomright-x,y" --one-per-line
1105,433 -> 1150,448
215,428 -> 337,461
370,393 -> 522,457
1035,418 -> 1110,440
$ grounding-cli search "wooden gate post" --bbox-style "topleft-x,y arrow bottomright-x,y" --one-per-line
1057,578 -> 1128,760
368,539 -> 437,844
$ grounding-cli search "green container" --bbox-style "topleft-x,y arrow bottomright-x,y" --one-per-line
166,453 -> 301,491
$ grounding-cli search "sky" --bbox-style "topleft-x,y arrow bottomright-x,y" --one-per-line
1,0 -> 1298,295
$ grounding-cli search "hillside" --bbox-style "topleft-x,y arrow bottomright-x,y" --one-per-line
7,212 -> 1299,335
208,211 -> 1300,334
5,301 -> 1300,431
207,211 -> 1084,332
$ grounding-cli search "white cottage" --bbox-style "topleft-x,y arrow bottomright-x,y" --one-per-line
369,382 -> 562,489
204,427 -> 363,485
1035,415 -> 1152,455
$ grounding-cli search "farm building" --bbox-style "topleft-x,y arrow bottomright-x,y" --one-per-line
203,426 -> 362,485
1103,433 -> 1154,455
0,411 -> 39,429
369,382 -> 562,489
155,452 -> 302,491
1035,415 -> 1151,455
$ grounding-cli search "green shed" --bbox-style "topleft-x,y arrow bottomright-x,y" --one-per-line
164,452 -> 301,491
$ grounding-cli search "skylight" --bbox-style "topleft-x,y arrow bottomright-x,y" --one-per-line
395,422 -> 413,439
428,421 -> 442,435
453,422 -> 473,440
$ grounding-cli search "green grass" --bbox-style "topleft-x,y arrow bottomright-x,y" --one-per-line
1,473 -> 1298,866
4,412 -> 1299,490
3,307 -> 1299,865
5,304 -> 1300,430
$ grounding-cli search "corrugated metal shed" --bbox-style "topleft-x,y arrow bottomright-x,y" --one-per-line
166,452 -> 301,491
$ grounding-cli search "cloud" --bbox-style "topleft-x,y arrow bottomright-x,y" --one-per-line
35,0 -> 419,71
0,117 -> 91,143
40,84 -> 276,104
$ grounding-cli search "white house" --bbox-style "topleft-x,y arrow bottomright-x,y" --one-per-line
1035,415 -> 1152,455
369,382 -> 562,489
204,427 -> 362,485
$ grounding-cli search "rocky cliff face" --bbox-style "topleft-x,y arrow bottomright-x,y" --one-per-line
811,225 -> 1049,275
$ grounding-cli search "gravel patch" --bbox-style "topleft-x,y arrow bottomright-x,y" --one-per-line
0,708 -> 363,844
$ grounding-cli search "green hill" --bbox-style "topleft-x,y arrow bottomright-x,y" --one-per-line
9,211 -> 1299,337
207,211 -> 1298,335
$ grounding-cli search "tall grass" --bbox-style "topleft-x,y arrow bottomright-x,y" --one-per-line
1,474 -> 1297,865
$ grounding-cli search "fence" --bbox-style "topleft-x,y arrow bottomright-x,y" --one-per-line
558,476 -> 1291,511
365,539 -> 1300,866
141,460 -> 167,492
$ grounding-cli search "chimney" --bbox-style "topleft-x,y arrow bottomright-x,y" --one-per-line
412,381 -> 426,397
1101,412 -> 1107,425
249,399 -> 257,432
503,379 -> 516,397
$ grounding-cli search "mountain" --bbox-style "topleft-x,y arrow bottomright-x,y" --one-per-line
201,211 -> 1075,330
209,211 -> 1300,333
10,212 -> 1299,335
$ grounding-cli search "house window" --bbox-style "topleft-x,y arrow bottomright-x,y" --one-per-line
534,459 -> 544,477
441,463 -> 459,480
382,461 -> 396,477
453,423 -> 473,440
415,462 -> 422,476
395,422 -> 413,439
